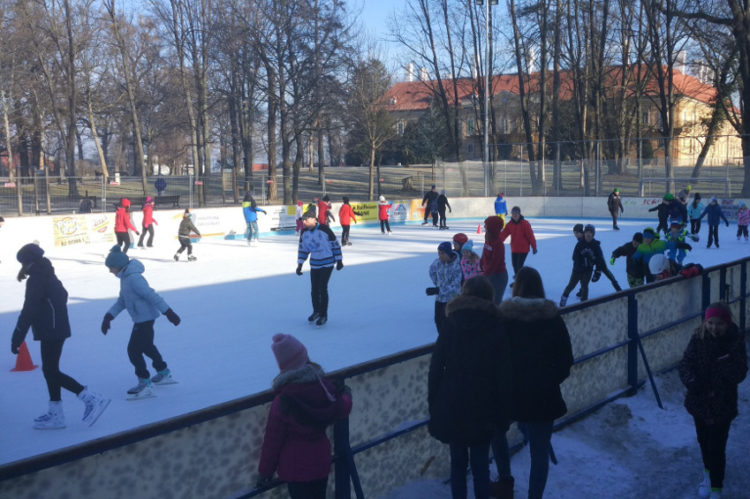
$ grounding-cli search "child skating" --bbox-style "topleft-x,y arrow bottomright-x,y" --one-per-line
427,242 -> 462,335
499,206 -> 537,281
649,195 -> 671,237
688,193 -> 705,236
114,198 -> 139,254
559,224 -> 599,306
436,190 -> 452,229
102,245 -> 182,399
137,197 -> 157,248
700,197 -> 729,248
338,196 -> 361,246
735,201 -> 749,241
459,240 -> 482,280
174,210 -> 201,261
11,243 -> 110,429
378,195 -> 392,234
679,302 -> 747,499
610,232 -> 645,288
242,191 -> 267,246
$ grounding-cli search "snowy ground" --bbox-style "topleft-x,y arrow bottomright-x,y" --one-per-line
1,215 -> 748,489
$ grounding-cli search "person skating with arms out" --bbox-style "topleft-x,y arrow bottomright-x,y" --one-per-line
102,245 -> 181,399
114,198 -> 139,254
607,188 -> 624,230
174,210 -> 201,261
559,224 -> 599,306
649,195 -> 671,238
378,195 -> 393,235
296,211 -> 343,327
688,193 -> 705,236
585,224 -> 622,293
242,191 -> 267,246
427,242 -> 463,335
494,192 -> 508,225
610,232 -> 645,288
436,190 -> 452,230
699,197 -> 729,249
11,243 -> 110,429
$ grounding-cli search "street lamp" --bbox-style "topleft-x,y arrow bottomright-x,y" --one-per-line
477,0 -> 497,197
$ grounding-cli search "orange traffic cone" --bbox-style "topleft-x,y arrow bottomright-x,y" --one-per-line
11,342 -> 38,372
476,224 -> 482,234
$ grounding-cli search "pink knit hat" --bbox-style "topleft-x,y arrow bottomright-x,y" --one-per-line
271,334 -> 308,371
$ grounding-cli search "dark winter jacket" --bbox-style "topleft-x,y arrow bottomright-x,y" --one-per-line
667,200 -> 688,224
12,258 -> 71,348
499,216 -> 537,254
436,194 -> 451,213
700,203 -> 729,227
178,217 -> 200,237
611,242 -> 643,278
423,190 -> 439,212
648,203 -> 669,222
607,192 -> 623,214
679,324 -> 747,424
498,297 -> 574,422
571,239 -> 600,272
428,295 -> 511,445
258,364 -> 352,482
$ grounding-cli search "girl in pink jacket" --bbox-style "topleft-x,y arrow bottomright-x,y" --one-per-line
736,201 -> 749,241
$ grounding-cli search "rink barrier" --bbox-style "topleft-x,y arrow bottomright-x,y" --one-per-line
0,258 -> 748,498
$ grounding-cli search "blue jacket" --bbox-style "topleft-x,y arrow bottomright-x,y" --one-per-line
700,203 -> 728,226
687,202 -> 704,220
12,258 -> 71,345
494,197 -> 507,216
665,230 -> 693,264
243,201 -> 266,223
297,223 -> 342,269
108,259 -> 170,323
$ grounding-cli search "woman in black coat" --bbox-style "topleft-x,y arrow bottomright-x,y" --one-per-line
428,276 -> 512,499
494,266 -> 574,499
11,244 -> 109,429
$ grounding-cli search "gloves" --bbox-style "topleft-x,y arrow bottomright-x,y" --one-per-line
609,257 -> 615,265
336,260 -> 344,270
295,265 -> 303,276
101,313 -> 114,335
726,221 -> 729,227
165,308 -> 181,326
532,248 -> 537,255
425,287 -> 439,296
591,270 -> 602,283
17,268 -> 28,282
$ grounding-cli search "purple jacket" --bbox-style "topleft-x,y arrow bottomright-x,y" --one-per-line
258,365 -> 352,482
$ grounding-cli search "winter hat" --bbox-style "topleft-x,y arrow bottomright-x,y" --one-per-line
438,242 -> 453,255
379,195 -> 385,202
633,232 -> 643,244
302,210 -> 317,220
441,190 -> 446,195
614,188 -> 619,194
461,240 -> 474,254
573,223 -> 584,233
16,243 -> 44,266
704,305 -> 732,324
643,228 -> 656,239
648,253 -> 670,275
297,200 -> 303,206
120,198 -> 131,208
497,192 -> 504,198
710,196 -> 717,203
452,233 -> 469,246
694,193 -> 701,200
322,195 -> 330,202
511,206 -> 521,214
183,209 -> 192,219
271,333 -> 309,372
584,224 -> 595,235
105,245 -> 129,269
484,216 -> 504,236
146,196 -> 153,203
663,193 -> 674,201
342,196 -> 349,203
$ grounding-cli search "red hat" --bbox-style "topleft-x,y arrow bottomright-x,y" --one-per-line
704,305 -> 732,324
484,215 -> 504,236
452,233 -> 468,246
121,198 -> 131,208
271,334 -> 309,371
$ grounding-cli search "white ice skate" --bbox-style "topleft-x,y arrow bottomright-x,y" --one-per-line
188,255 -> 197,261
127,378 -> 155,400
34,401 -> 66,430
151,368 -> 178,385
78,387 -> 111,426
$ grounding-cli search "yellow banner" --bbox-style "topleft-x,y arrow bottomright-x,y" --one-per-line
351,202 -> 379,222
53,216 -> 90,247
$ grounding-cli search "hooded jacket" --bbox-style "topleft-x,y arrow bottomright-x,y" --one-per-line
429,251 -> 463,303
338,203 -> 358,225
141,201 -> 157,227
428,295 -> 511,445
259,364 -> 352,481
178,217 -> 200,238
12,258 -> 71,346
611,242 -> 643,278
114,206 -> 138,233
498,297 -> 574,421
607,192 -> 623,214
481,216 -> 507,275
499,215 -> 537,254
107,259 -> 170,323
699,202 -> 728,226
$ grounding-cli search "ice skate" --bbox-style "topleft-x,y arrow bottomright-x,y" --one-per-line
151,368 -> 178,385
127,378 -> 155,400
307,312 -> 320,323
78,387 -> 111,426
421,221 -> 428,226
316,315 -> 327,327
188,255 -> 197,261
698,469 -> 710,498
347,241 -> 352,246
559,295 -> 568,307
173,254 -> 180,261
33,401 -> 65,430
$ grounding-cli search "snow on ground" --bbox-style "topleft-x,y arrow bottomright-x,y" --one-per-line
0,214 -> 748,487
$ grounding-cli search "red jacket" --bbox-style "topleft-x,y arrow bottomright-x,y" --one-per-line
317,201 -> 332,225
114,207 -> 138,233
258,373 -> 352,482
500,217 -> 536,254
480,236 -> 507,275
378,201 -> 391,221
142,202 -> 157,227
339,204 -> 357,225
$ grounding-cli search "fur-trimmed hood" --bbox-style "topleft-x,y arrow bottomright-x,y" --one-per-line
498,296 -> 559,321
446,294 -> 499,317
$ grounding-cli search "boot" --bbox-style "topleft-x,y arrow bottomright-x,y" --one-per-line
34,401 -> 65,429
698,468 -> 710,498
490,476 -> 514,499
78,387 -> 111,426
559,294 -> 568,307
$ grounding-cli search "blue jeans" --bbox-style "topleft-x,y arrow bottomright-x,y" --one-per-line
486,271 -> 508,305
493,421 -> 554,499
449,442 -> 490,499
246,221 -> 259,241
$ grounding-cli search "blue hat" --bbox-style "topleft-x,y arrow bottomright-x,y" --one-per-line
105,245 -> 129,269
438,242 -> 452,254
17,243 -> 44,266
461,240 -> 474,253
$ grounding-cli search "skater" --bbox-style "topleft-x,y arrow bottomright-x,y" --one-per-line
494,192 -> 508,224
665,221 -> 695,271
257,334 -> 352,499
296,211 -> 343,327
427,242 -> 463,335
242,191 -> 267,246
174,210 -> 201,261
317,195 -> 335,226
607,188 -> 624,230
480,216 -> 508,305
137,197 -> 157,248
735,201 -> 749,241
114,198 -> 139,254
677,185 -> 692,206
493,266 -> 573,499
11,243 -> 110,429
378,195 -> 392,234
648,195 -> 671,237
295,200 -> 304,234
688,193 -> 705,235
499,206 -> 537,280
437,190 -> 452,229
610,232 -> 645,288
460,240 -> 482,280
428,276 -> 512,499
78,191 -> 93,213
559,224 -> 599,306
585,225 -> 622,293
679,302 -> 747,499
338,196 -> 361,246
668,191 -> 689,227
421,185 -> 439,226
632,227 -> 667,283
699,197 -> 729,248
102,245 -> 181,399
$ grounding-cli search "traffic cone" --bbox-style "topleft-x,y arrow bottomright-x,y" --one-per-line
11,342 -> 38,372
477,224 -> 482,234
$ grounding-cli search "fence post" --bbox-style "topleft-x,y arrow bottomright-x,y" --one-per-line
741,262 -> 747,331
720,267 -> 728,302
702,273 -> 711,311
334,418 -> 352,499
627,294 -> 638,395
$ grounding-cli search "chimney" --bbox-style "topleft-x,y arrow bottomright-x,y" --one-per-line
419,67 -> 429,81
676,50 -> 687,74
406,62 -> 414,82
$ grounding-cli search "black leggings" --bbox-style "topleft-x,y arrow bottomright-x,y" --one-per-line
737,225 -> 748,238
40,339 -> 84,401
694,417 -> 731,489
287,479 -> 327,499
511,252 -> 528,276
656,219 -> 668,236
438,208 -> 448,228
341,225 -> 350,245
128,321 -> 167,380
310,266 -> 334,317
562,269 -> 593,300
116,232 -> 131,254
707,225 -> 720,247
138,224 -> 155,247
690,218 -> 702,234
176,236 -> 193,255
380,219 -> 391,233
